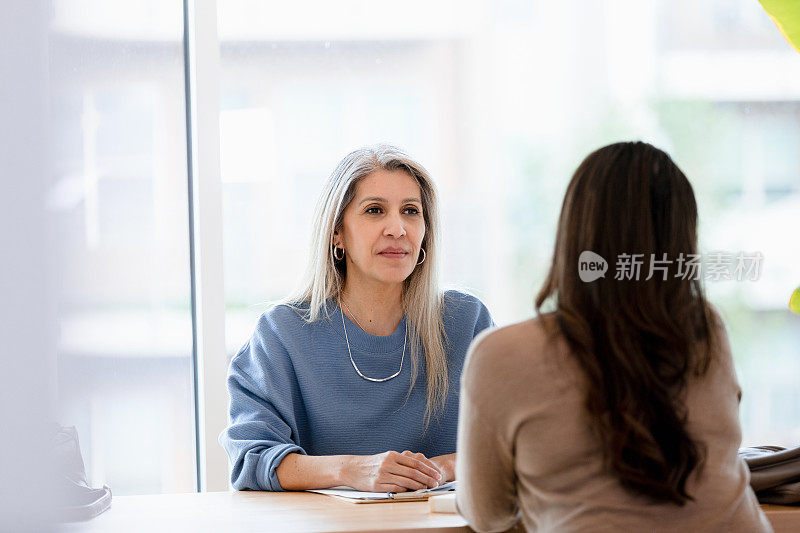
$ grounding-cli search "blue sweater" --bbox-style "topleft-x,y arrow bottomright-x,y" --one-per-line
219,290 -> 493,491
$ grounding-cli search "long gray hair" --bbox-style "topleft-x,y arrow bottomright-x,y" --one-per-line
288,144 -> 448,426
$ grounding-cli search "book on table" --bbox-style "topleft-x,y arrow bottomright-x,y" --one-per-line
308,481 -> 456,504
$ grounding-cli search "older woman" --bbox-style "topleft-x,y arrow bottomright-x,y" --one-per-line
456,142 -> 770,532
220,144 -> 493,492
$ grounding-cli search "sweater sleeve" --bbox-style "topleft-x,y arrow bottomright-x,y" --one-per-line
218,314 -> 307,491
443,289 -> 495,340
455,330 -> 521,532
474,298 -> 495,337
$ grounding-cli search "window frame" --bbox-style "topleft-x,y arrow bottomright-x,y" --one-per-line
184,0 -> 229,492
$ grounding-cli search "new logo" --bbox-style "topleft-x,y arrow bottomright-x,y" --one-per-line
578,251 -> 608,282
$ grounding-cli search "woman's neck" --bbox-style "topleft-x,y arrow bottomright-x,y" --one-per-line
340,280 -> 404,336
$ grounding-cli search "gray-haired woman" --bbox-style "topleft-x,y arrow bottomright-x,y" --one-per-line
220,144 -> 493,492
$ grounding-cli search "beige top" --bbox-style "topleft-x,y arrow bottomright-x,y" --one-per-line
455,317 -> 773,533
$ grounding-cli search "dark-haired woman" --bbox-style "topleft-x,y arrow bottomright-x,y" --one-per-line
455,142 -> 771,532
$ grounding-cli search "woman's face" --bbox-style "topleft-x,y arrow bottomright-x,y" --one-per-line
334,169 -> 426,289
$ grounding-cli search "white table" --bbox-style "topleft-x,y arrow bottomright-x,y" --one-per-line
57,491 -> 799,533
58,491 -> 471,533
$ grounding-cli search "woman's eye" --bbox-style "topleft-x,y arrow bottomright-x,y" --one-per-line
365,206 -> 383,214
403,207 -> 421,215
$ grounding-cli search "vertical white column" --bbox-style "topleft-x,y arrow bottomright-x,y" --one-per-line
185,0 -> 229,492
0,0 -> 57,528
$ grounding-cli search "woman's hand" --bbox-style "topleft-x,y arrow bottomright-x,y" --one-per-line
429,453 -> 456,483
342,450 -> 444,492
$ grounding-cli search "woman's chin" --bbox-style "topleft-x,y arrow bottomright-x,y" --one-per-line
370,268 -> 416,285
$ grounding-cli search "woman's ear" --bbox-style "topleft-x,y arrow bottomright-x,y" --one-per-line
332,229 -> 342,248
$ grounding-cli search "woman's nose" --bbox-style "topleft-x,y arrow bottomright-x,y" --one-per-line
384,213 -> 406,238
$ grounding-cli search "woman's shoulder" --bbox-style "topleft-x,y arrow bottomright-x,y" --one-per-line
252,301 -> 311,335
443,288 -> 481,306
471,315 -> 553,360
461,315 -> 575,416
267,299 -> 316,319
256,299 -> 342,331
465,315 -> 570,386
232,301 -> 331,365
442,289 -> 490,318
441,289 -> 494,335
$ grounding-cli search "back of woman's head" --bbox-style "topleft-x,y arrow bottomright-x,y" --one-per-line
536,141 -> 717,505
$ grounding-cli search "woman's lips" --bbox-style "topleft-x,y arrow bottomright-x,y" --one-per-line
378,250 -> 408,258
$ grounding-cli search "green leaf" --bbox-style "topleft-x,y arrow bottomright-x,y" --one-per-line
790,286 -> 800,314
760,0 -> 800,53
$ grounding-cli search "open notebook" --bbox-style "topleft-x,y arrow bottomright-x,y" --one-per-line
308,480 -> 457,504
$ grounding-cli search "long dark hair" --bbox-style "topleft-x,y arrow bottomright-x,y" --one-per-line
536,141 -> 718,505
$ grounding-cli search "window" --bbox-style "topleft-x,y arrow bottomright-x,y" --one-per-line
50,1 -> 196,494
218,0 -> 800,447
10,1 -> 796,503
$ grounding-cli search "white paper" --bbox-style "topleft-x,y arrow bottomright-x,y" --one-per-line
309,481 -> 456,501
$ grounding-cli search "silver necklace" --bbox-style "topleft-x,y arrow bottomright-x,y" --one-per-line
339,297 -> 368,331
339,299 -> 405,382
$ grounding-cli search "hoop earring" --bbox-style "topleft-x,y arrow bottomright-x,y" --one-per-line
416,248 -> 426,265
334,247 -> 345,261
